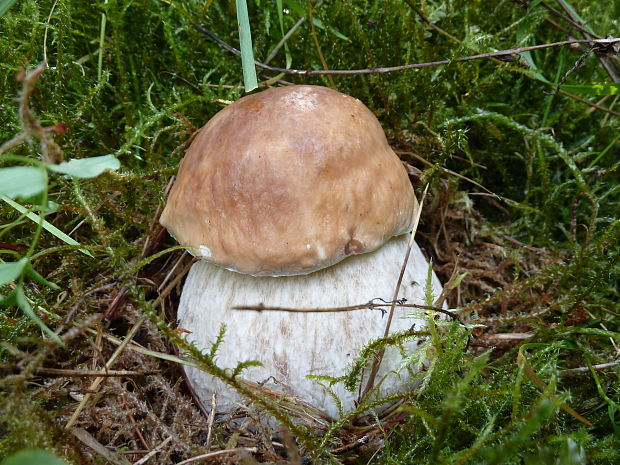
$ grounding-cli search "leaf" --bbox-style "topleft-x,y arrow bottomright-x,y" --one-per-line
15,287 -> 64,346
0,0 -> 18,18
235,0 -> 258,92
0,292 -> 17,306
0,166 -> 47,199
1,195 -> 93,257
0,258 -> 27,286
46,154 -> 120,178
560,83 -> 620,95
275,0 -> 292,68
0,449 -> 69,465
557,0 -> 595,35
517,346 -> 592,427
521,51 -> 550,84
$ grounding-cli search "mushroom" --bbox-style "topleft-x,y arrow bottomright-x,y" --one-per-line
160,85 -> 443,418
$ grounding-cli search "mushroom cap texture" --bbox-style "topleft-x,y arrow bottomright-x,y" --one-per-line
160,85 -> 415,276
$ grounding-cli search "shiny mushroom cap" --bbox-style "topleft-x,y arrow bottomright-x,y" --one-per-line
160,85 -> 416,276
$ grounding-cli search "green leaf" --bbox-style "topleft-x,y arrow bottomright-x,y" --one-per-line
1,195 -> 93,257
557,0 -> 595,35
521,51 -> 549,84
235,0 -> 258,92
15,287 -> 64,346
0,0 -> 18,18
46,154 -> 120,178
0,258 -> 27,286
275,0 -> 292,67
0,166 -> 47,199
0,291 -> 17,306
1,449 -> 69,465
559,83 -> 620,95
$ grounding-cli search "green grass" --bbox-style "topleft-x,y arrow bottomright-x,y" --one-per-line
0,0 -> 619,463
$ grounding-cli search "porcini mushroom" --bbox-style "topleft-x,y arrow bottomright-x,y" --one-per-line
160,85 -> 443,418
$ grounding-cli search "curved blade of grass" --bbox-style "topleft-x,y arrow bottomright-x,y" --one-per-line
1,195 -> 93,257
15,287 -> 64,346
560,83 -> 620,95
275,0 -> 292,67
235,0 -> 258,92
588,133 -> 620,168
517,345 -> 593,427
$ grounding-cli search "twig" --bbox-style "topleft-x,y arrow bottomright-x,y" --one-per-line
478,332 -> 534,340
193,25 -> 617,76
71,427 -> 132,465
557,0 -> 619,82
331,435 -> 371,455
34,367 -> 159,377
0,62 -> 64,162
554,43 -> 596,93
65,315 -> 148,428
133,436 -> 173,465
175,448 -> 258,465
0,132 -> 28,155
399,151 -> 516,204
503,235 -> 551,255
205,393 -> 217,451
234,300 -> 463,324
404,0 -> 462,43
265,16 -> 305,64
560,361 -> 619,375
511,0 -> 601,39
196,23 -> 620,117
121,393 -> 151,451
43,0 -> 60,64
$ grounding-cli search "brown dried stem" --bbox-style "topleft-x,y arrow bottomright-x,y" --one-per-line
0,62 -> 64,163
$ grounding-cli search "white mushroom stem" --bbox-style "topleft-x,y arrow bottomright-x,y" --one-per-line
178,235 -> 443,419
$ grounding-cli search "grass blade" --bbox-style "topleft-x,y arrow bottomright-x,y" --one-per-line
0,0 -> 18,17
15,287 -> 64,346
1,195 -> 93,257
235,0 -> 258,92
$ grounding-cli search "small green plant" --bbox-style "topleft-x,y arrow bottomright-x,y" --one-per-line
0,64 -> 120,345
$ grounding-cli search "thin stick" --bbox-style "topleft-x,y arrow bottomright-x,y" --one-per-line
71,427 -> 132,465
133,436 -> 173,465
478,332 -> 534,340
234,301 -> 463,325
193,25 -> 617,76
360,185 -> 429,401
194,24 -> 620,117
42,0 -> 59,64
175,448 -> 257,465
560,361 -> 619,375
65,315 -> 148,428
205,393 -> 217,451
34,368 -> 159,377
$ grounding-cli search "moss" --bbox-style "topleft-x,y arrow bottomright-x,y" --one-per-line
0,0 -> 618,463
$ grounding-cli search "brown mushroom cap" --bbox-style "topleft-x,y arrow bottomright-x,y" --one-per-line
160,85 -> 416,276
